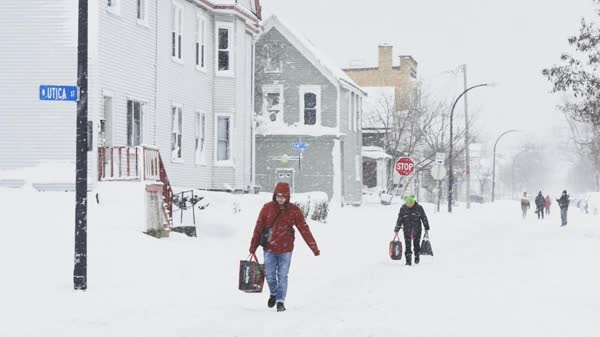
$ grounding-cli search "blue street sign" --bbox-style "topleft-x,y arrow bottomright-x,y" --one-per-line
292,143 -> 308,151
39,85 -> 78,101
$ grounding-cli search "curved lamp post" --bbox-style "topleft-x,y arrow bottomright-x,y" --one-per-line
511,148 -> 532,200
448,83 -> 490,213
491,129 -> 519,202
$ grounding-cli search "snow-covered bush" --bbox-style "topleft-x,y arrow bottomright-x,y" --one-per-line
292,191 -> 329,223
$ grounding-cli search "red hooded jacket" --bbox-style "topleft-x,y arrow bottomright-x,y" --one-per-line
250,182 -> 319,255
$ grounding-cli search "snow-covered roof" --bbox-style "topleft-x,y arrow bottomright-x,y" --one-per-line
362,86 -> 396,129
256,120 -> 344,137
362,146 -> 392,160
261,15 -> 365,95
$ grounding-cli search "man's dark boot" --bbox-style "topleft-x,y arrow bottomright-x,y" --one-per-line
405,254 -> 412,266
268,295 -> 276,308
414,254 -> 420,264
276,302 -> 286,312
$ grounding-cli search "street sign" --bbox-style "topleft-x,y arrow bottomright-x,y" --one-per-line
395,157 -> 415,176
431,164 -> 446,180
435,152 -> 445,164
39,85 -> 78,101
292,142 -> 308,151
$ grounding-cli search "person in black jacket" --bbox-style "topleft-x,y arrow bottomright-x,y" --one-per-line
394,195 -> 430,266
557,190 -> 570,226
535,191 -> 545,220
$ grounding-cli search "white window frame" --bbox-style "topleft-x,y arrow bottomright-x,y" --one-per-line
349,92 -> 354,131
215,22 -> 234,77
262,84 -> 284,123
107,0 -> 121,16
357,95 -> 362,131
355,155 -> 361,181
137,0 -> 148,26
171,103 -> 184,162
171,1 -> 183,63
299,85 -> 321,126
214,113 -> 234,166
100,89 -> 115,147
126,98 -> 146,146
195,110 -> 207,165
195,12 -> 207,72
264,45 -> 282,73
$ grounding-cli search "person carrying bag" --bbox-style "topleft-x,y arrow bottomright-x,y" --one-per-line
394,195 -> 430,266
249,182 -> 320,312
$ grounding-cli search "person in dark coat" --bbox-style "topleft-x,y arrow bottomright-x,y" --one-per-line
249,182 -> 320,312
394,195 -> 430,266
521,192 -> 531,219
535,191 -> 545,219
556,190 -> 570,226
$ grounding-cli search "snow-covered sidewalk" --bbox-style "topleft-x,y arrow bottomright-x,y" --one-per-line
1,188 -> 599,337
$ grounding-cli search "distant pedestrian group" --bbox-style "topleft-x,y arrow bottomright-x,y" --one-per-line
519,189 -> 569,226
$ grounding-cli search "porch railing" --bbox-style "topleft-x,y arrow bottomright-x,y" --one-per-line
98,145 -> 160,181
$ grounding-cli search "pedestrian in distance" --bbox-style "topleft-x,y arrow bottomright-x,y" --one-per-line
545,195 -> 551,215
521,192 -> 531,219
556,190 -> 570,227
535,191 -> 545,219
394,195 -> 430,266
249,182 -> 320,312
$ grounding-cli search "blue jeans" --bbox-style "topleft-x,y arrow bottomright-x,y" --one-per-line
561,208 -> 568,226
264,251 -> 292,303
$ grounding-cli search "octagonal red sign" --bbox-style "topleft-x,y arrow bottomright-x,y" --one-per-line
395,157 -> 415,176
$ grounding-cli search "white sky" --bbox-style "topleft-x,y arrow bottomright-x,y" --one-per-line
259,0 -> 596,149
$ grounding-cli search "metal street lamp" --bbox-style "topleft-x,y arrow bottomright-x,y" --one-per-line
448,83 -> 490,213
491,130 -> 519,202
511,148 -> 532,200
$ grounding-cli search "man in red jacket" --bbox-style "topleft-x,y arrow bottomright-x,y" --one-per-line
249,182 -> 320,312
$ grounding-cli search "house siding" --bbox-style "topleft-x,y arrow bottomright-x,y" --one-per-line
0,0 -> 78,169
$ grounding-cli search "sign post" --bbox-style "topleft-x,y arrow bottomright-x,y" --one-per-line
74,0 -> 88,291
291,138 -> 308,171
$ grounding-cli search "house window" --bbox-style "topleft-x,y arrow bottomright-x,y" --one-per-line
87,121 -> 93,152
349,92 -> 355,131
137,0 -> 147,25
300,86 -> 320,125
101,93 -> 114,147
216,22 -> 233,75
171,104 -> 183,160
355,155 -> 361,181
265,45 -> 282,73
356,95 -> 361,131
195,13 -> 206,70
216,115 -> 231,162
127,100 -> 144,146
171,2 -> 183,61
262,85 -> 283,122
107,0 -> 120,14
195,111 -> 206,164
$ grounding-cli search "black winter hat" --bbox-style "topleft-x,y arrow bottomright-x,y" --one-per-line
562,190 -> 567,194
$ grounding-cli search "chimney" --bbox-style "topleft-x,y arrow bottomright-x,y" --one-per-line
378,44 -> 393,71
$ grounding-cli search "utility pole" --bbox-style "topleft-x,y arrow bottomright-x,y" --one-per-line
462,64 -> 471,209
74,0 -> 88,291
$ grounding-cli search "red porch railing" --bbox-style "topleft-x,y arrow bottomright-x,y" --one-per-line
98,145 -> 173,228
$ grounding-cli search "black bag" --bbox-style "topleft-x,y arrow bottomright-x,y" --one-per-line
420,231 -> 433,256
389,233 -> 403,260
259,209 -> 283,248
238,253 -> 265,293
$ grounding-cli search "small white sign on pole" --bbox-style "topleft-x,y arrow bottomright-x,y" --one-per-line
435,152 -> 445,164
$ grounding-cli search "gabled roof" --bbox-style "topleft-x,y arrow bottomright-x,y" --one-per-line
260,15 -> 365,95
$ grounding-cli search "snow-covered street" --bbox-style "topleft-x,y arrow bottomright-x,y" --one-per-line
2,188 -> 599,337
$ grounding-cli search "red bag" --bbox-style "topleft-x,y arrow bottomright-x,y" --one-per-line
389,233 -> 403,260
238,253 -> 265,293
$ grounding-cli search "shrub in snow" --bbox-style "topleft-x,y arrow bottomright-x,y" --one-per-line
292,191 -> 329,223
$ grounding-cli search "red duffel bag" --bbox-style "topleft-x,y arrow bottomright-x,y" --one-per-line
389,233 -> 403,260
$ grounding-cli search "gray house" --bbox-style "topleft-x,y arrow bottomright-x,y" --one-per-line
254,16 -> 365,205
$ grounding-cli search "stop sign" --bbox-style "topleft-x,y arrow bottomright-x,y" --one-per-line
395,157 -> 415,176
